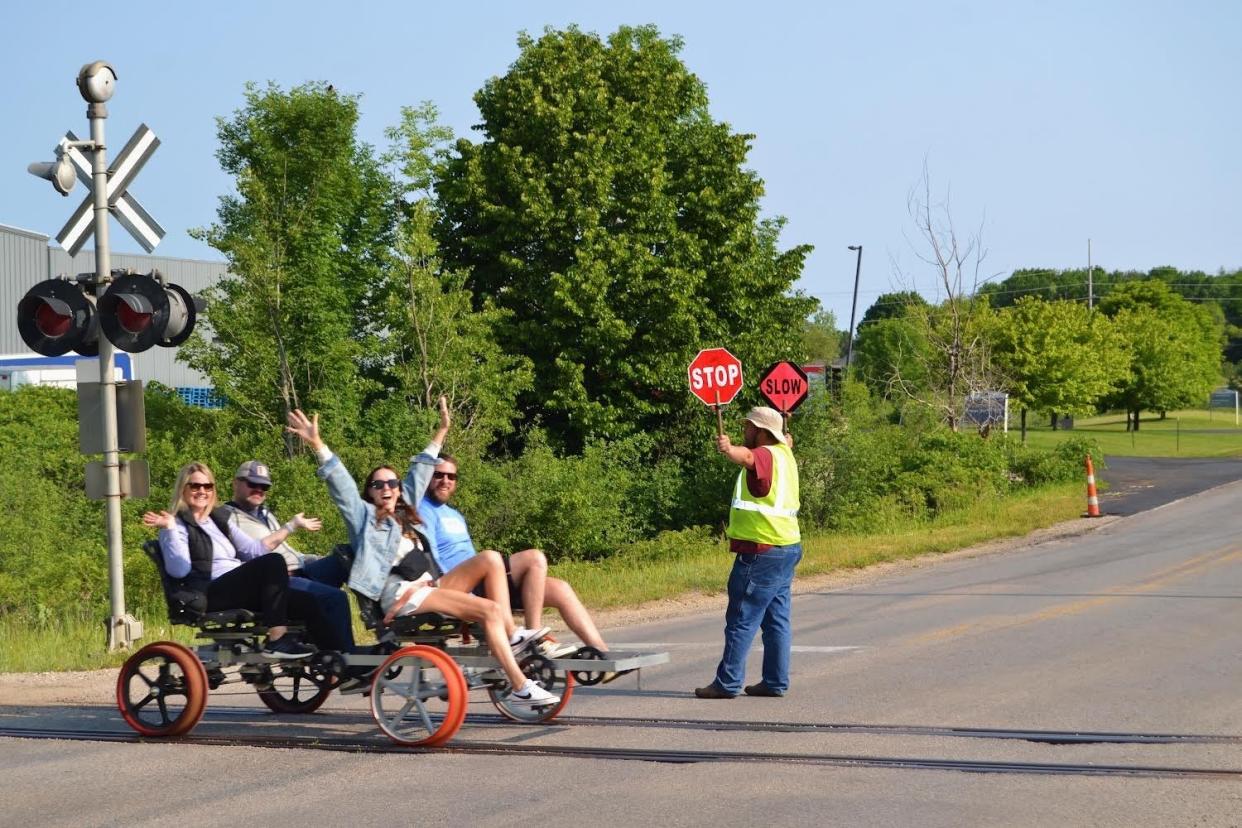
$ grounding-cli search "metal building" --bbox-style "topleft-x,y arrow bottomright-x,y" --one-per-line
1,221 -> 225,400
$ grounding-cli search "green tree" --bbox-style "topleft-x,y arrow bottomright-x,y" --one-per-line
1099,281 -> 1223,429
990,298 -> 1129,440
802,309 -> 840,365
185,81 -> 396,450
853,314 -> 930,398
359,104 -> 533,458
435,25 -> 815,449
858,291 -> 928,327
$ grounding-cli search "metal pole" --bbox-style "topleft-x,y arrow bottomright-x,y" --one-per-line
88,101 -> 132,651
1087,238 -> 1093,310
846,245 -> 863,375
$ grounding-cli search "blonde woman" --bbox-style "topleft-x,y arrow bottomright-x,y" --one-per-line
142,462 -> 321,659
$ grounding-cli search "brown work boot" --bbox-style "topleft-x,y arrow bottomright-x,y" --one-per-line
744,681 -> 785,697
693,683 -> 737,699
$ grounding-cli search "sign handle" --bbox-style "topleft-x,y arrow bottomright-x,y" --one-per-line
714,389 -> 724,437
781,407 -> 788,435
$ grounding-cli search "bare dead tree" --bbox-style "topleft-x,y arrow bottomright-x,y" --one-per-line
884,165 -> 1009,433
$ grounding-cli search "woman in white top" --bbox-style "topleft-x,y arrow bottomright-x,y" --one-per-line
286,401 -> 559,708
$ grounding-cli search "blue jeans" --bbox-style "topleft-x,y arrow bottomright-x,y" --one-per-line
290,553 -> 354,651
713,544 -> 802,694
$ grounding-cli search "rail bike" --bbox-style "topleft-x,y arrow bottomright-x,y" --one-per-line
116,542 -> 668,746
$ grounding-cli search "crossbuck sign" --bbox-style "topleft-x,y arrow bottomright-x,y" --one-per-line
55,124 -> 165,255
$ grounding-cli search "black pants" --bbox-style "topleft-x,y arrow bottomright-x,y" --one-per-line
206,553 -> 290,628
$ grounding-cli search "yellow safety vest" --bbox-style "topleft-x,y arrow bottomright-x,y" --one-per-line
726,441 -> 800,545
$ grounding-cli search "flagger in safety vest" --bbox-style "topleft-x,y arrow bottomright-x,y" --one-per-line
695,406 -> 802,699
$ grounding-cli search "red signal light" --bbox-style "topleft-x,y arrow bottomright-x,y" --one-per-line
35,301 -> 73,338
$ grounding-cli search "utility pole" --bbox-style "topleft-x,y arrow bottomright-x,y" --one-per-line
1087,238 -> 1093,310
846,245 -> 863,374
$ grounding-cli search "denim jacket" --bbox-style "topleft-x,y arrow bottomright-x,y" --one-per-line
316,442 -> 440,601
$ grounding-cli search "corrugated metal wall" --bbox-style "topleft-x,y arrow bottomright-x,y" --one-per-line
0,224 -> 52,354
2,223 -> 226,387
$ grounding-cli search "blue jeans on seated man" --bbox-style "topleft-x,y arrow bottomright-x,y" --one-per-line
712,543 -> 802,695
290,553 -> 355,652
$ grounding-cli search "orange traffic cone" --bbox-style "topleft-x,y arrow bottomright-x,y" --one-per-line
1084,454 -> 1102,518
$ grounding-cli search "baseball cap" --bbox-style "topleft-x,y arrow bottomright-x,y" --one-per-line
234,460 -> 272,486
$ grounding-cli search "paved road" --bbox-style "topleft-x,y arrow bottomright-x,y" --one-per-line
2,472 -> 1241,825
1100,455 -> 1242,515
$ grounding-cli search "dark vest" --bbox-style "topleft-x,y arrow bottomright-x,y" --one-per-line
175,507 -> 235,593
393,525 -> 442,581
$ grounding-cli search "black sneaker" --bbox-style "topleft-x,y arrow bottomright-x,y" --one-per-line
263,636 -> 315,660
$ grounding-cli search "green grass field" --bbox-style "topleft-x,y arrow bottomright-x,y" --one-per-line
0,483 -> 1083,673
1014,408 -> 1242,457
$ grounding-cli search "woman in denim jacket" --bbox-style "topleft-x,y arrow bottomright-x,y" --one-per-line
285,399 -> 559,709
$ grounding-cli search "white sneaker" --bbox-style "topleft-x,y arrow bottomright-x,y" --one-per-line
510,626 -> 551,655
507,679 -> 560,708
535,639 -> 580,659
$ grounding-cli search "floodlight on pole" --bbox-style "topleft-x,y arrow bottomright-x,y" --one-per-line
845,245 -> 863,375
27,148 -> 77,196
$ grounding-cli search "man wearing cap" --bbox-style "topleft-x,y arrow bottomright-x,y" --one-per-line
695,406 -> 801,699
225,460 -> 355,653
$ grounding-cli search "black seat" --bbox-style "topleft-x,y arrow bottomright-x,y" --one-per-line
142,539 -> 257,629
333,545 -> 468,640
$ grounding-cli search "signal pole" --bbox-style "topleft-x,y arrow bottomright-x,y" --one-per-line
26,65 -> 192,650
82,71 -> 137,650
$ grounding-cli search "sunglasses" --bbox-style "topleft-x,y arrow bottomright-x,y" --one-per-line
432,471 -> 458,481
367,479 -> 401,491
246,481 -> 270,492
186,482 -> 215,492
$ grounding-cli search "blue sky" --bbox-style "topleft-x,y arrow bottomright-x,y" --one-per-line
1,1 -> 1237,326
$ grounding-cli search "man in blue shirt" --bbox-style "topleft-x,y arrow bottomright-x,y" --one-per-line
421,455 -> 611,659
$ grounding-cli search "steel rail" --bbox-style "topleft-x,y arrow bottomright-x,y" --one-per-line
2,727 -> 1238,780
194,707 -> 1242,745
467,713 -> 1242,745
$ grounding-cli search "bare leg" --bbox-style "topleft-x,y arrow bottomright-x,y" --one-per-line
507,548 -> 548,630
417,589 -> 530,689
438,550 -> 516,637
544,577 -> 607,651
267,624 -> 288,640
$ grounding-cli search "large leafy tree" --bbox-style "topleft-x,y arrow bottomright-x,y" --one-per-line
185,82 -> 396,450
357,104 -> 533,459
435,25 -> 815,449
1098,281 -> 1223,429
990,298 -> 1129,439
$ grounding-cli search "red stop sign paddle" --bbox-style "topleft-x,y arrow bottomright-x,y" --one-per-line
758,361 -> 810,416
688,347 -> 744,435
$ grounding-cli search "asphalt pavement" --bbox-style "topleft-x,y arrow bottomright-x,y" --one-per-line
1099,455 -> 1242,515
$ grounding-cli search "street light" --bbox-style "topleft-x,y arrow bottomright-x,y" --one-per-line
845,245 -> 863,374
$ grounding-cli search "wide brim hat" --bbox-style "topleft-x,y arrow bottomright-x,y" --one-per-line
743,406 -> 785,443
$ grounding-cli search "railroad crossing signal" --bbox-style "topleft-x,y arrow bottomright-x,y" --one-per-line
17,270 -> 204,356
54,124 -> 165,255
758,361 -> 810,414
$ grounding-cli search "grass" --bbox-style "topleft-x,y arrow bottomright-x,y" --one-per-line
559,483 -> 1082,610
1013,408 -> 1242,458
0,483 -> 1083,673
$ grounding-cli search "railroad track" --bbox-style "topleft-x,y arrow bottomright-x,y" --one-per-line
3,725 -> 1239,780
191,706 -> 1242,746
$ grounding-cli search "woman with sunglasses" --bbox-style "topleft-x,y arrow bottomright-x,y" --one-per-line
142,462 -> 321,659
285,398 -> 560,708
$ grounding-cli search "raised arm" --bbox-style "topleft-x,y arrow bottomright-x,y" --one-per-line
287,409 -> 369,537
403,395 -> 449,504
